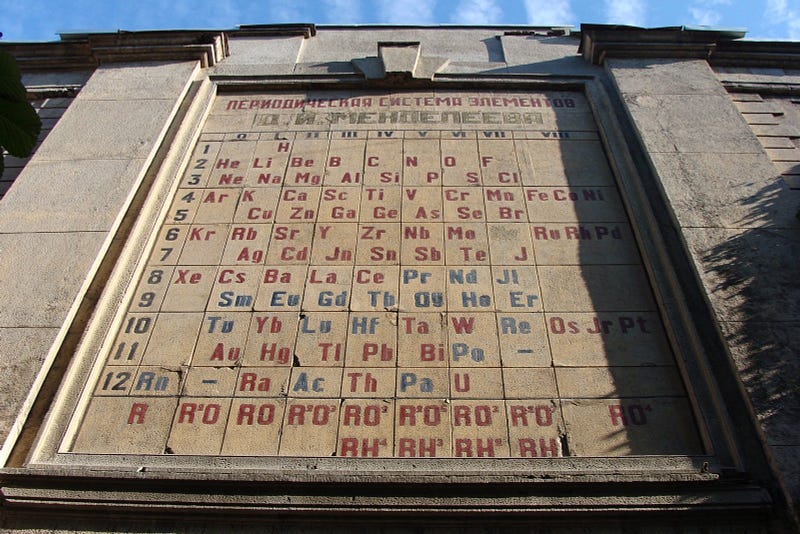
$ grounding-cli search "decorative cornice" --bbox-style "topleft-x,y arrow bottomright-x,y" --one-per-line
579,24 -> 747,65
5,24 -> 800,74
1,30 -> 230,71
712,40 -> 800,69
235,24 -> 316,38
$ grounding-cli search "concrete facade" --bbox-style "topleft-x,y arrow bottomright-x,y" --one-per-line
0,25 -> 798,531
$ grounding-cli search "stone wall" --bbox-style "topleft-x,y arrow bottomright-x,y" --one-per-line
0,60 -> 200,454
601,51 -> 800,510
0,26 -> 797,530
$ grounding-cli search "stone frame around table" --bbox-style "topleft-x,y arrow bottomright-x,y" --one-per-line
1,71 -> 766,516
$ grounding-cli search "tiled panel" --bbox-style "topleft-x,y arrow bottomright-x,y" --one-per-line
66,90 -> 702,458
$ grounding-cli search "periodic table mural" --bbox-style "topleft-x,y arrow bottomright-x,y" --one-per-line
66,90 -> 703,459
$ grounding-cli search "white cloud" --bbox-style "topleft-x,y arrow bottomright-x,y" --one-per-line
688,0 -> 730,27
604,0 -> 646,27
523,0 -> 574,25
451,0 -> 502,24
766,0 -> 800,40
322,0 -> 362,23
376,0 -> 436,24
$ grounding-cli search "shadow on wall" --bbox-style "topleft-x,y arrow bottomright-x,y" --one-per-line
542,95 -> 705,457
700,165 -> 800,500
480,37 -> 505,63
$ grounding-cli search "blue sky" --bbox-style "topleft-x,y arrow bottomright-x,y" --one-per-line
2,0 -> 798,42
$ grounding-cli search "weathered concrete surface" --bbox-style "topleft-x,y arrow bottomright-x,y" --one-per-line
718,321 -> 800,447
0,328 -> 59,441
300,28 -> 505,64
0,61 -> 199,450
77,61 -> 198,100
213,28 -> 598,77
608,57 -> 800,504
211,34 -> 300,76
0,232 -> 106,328
620,93 -> 765,154
647,152 -> 800,229
684,227 -> 800,323
500,34 -> 599,76
0,159 -> 146,232
610,58 -> 729,96
32,99 -> 181,161
0,516 -> 777,533
772,445 -> 800,499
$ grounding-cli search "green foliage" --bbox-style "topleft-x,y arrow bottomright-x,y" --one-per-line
0,49 -> 41,176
